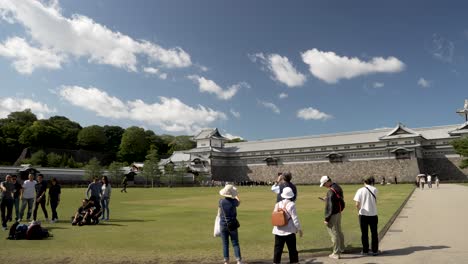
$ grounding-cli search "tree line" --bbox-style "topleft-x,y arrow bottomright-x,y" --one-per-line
0,109 -> 196,167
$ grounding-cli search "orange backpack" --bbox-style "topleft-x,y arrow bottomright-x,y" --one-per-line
271,201 -> 290,226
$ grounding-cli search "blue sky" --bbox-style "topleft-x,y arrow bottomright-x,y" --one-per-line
0,0 -> 467,140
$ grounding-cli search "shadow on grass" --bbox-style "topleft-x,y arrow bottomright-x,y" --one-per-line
105,219 -> 149,223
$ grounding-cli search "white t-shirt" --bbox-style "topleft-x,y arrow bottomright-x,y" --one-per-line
427,175 -> 432,182
22,180 -> 37,199
353,184 -> 378,216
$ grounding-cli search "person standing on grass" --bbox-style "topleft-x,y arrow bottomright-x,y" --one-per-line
353,176 -> 380,256
11,175 -> 22,221
1,175 -> 15,230
86,177 -> 102,212
218,184 -> 243,264
121,175 -> 128,193
100,176 -> 111,221
319,175 -> 345,260
33,174 -> 48,222
47,178 -> 61,223
276,171 -> 297,203
19,174 -> 36,221
272,187 -> 303,264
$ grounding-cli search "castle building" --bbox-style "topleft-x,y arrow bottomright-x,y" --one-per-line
165,104 -> 468,184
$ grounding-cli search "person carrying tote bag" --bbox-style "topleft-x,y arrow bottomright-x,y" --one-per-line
218,184 -> 243,264
272,187 -> 303,264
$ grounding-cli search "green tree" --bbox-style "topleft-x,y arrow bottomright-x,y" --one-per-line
103,125 -> 124,153
140,146 -> 161,187
0,109 -> 37,163
452,136 -> 468,168
168,135 -> 196,154
19,120 -> 60,148
47,116 -> 82,149
24,150 -> 47,167
107,161 -> 126,185
77,125 -> 107,150
47,152 -> 62,167
83,157 -> 103,181
118,126 -> 149,163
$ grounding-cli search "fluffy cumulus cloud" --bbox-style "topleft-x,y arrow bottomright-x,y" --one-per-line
143,67 -> 168,80
58,85 -> 226,133
250,53 -> 306,87
223,132 -> 243,140
301,49 -> 405,84
0,0 -> 191,73
0,37 -> 65,74
0,97 -> 56,118
417,77 -> 431,88
187,75 -> 248,100
297,107 -> 332,121
258,100 -> 280,114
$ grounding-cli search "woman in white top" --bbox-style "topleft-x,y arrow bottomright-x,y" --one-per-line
100,176 -> 111,221
272,187 -> 303,264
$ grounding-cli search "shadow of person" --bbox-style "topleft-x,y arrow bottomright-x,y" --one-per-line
382,245 -> 450,256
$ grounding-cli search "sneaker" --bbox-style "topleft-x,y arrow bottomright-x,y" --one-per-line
360,251 -> 369,256
17,219 -> 22,222
371,250 -> 382,256
329,253 -> 340,259
105,218 -> 109,221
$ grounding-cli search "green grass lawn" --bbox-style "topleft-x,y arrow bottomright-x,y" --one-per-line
1,184 -> 414,263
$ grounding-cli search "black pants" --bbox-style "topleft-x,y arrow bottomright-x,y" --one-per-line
273,233 -> 298,263
359,215 -> 378,253
90,196 -> 101,211
33,197 -> 48,221
1,198 -> 13,227
50,199 -> 59,220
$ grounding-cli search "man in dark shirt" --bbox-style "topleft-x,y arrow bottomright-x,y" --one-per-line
1,175 -> 15,230
11,175 -> 22,221
276,171 -> 297,202
33,174 -> 49,222
48,178 -> 61,223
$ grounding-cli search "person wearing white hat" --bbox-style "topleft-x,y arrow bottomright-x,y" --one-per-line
218,184 -> 243,264
319,175 -> 345,260
272,187 -> 303,264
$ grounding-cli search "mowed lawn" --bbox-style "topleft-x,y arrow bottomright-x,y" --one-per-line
1,184 -> 414,263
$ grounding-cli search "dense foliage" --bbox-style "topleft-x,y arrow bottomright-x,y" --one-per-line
0,109 -> 197,166
452,135 -> 468,168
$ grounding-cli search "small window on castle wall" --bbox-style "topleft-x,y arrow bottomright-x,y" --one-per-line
395,151 -> 410,160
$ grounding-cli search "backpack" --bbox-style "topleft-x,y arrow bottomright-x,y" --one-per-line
330,188 -> 346,212
271,201 -> 290,227
26,222 -> 50,240
7,221 -> 20,240
15,224 -> 28,240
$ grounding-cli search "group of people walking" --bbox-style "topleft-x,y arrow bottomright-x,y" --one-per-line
416,173 -> 440,190
216,172 -> 380,264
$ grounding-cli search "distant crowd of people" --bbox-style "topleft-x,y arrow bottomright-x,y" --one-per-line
0,173 -> 117,231
215,172 -> 380,264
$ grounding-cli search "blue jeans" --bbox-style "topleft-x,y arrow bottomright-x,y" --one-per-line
101,197 -> 110,219
20,198 -> 34,220
220,227 -> 241,261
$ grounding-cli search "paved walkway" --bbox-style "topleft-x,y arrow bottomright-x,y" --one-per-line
301,184 -> 468,264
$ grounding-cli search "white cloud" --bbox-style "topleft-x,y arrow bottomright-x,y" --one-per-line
58,85 -> 226,134
278,92 -> 288,99
301,48 -> 405,83
143,67 -> 167,80
258,100 -> 280,114
251,53 -> 306,87
417,78 -> 431,88
0,0 -> 191,73
230,109 -> 240,119
0,37 -> 65,74
0,97 -> 56,118
297,107 -> 332,121
187,75 -> 248,100
373,82 -> 384,88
